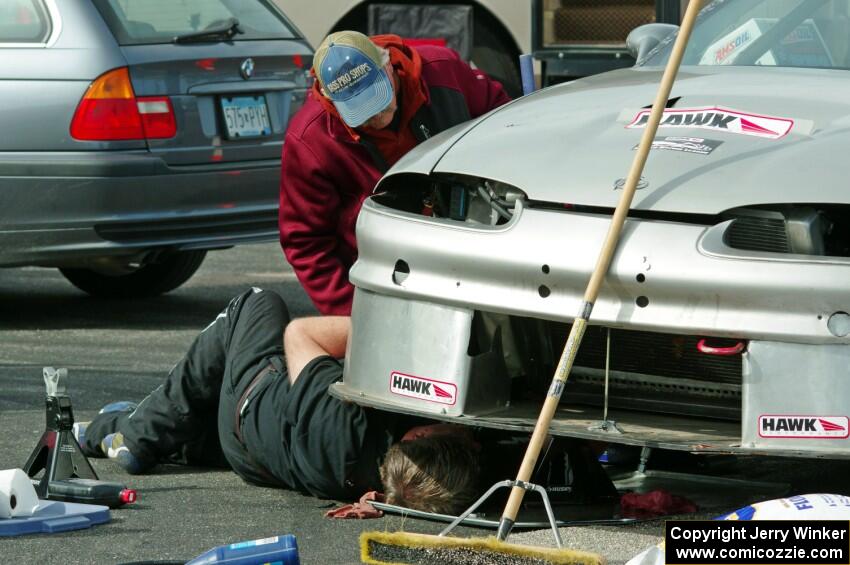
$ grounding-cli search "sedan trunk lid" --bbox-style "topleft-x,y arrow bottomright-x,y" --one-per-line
121,41 -> 311,165
91,0 -> 312,165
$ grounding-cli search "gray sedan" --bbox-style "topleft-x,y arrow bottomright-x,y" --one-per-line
0,0 -> 311,296
336,0 -> 850,459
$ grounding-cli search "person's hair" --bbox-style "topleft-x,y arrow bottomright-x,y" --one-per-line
379,436 -> 480,515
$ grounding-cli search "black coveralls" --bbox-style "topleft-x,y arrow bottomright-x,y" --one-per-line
83,288 -> 393,500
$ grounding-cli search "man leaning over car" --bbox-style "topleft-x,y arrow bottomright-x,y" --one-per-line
279,31 -> 511,315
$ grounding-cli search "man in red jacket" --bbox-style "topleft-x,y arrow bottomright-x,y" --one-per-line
279,31 -> 511,315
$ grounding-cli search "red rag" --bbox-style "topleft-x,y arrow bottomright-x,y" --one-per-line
620,489 -> 698,518
325,491 -> 385,519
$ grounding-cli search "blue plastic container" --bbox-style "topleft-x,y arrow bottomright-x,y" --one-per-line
0,500 -> 110,537
186,534 -> 300,565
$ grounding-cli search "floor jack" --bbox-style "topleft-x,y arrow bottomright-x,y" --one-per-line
22,367 -> 137,508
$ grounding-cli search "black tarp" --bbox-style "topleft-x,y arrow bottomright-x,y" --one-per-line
367,4 -> 473,60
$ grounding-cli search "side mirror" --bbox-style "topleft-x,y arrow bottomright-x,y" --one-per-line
627,23 -> 680,63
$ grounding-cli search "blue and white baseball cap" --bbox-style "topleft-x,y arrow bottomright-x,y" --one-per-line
313,31 -> 393,127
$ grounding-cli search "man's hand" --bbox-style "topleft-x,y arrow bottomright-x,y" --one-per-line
283,316 -> 350,384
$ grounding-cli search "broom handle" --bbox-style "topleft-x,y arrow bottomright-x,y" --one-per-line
496,0 -> 703,541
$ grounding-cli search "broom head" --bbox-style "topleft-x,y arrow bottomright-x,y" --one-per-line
361,531 -> 605,565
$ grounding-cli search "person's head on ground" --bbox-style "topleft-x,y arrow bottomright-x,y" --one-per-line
313,30 -> 398,130
380,427 -> 481,515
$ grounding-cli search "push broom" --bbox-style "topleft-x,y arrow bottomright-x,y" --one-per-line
362,1 -> 703,563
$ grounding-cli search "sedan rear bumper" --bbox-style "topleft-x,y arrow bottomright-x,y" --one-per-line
0,151 -> 280,267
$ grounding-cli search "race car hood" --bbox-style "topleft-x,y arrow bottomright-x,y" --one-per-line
386,66 -> 850,215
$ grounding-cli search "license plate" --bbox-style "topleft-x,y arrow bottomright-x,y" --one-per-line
221,95 -> 271,139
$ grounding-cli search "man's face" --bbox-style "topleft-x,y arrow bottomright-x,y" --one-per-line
360,64 -> 398,130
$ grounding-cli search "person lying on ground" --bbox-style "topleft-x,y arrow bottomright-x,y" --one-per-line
75,288 -> 480,514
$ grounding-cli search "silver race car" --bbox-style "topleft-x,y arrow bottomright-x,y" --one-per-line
334,0 -> 850,459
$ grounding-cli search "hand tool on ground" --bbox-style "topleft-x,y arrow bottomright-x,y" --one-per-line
22,367 -> 137,508
361,1 -> 703,562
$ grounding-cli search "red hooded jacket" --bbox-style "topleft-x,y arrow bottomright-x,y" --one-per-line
279,35 -> 511,315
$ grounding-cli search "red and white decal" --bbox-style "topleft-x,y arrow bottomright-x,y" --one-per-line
627,107 -> 794,140
390,372 -> 457,406
758,415 -> 849,439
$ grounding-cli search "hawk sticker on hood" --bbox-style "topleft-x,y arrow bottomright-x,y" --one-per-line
627,107 -> 794,140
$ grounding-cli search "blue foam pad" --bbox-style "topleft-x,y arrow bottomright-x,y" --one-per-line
0,500 -> 110,536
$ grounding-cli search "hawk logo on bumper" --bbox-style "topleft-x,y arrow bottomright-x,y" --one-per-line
390,372 -> 457,406
758,415 -> 849,439
627,107 -> 794,140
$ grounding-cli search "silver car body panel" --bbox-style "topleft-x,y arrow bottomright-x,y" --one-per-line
742,341 -> 850,453
339,285 -> 850,458
343,56 -> 850,455
382,66 -> 850,215
351,199 -> 847,345
0,1 -> 132,152
343,289 -> 511,418
388,121 -> 482,177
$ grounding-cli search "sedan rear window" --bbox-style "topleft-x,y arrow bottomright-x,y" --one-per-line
92,0 -> 298,45
0,0 -> 50,44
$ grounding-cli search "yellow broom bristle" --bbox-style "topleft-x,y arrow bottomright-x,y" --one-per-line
360,531 -> 605,565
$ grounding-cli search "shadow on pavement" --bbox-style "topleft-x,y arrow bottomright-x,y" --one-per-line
0,282 -> 311,331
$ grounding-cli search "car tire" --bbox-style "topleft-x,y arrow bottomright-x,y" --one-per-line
59,250 -> 207,298
472,18 -> 522,98
335,4 -> 522,98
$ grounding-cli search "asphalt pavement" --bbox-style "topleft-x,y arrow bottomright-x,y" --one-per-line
2,243 -> 850,565
0,244 -> 476,565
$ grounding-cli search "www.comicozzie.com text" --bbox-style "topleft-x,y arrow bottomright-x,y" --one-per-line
670,524 -> 847,544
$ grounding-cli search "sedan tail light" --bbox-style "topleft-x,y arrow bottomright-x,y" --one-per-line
137,97 -> 177,139
71,67 -> 176,141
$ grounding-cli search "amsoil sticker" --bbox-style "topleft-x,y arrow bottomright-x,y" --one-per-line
627,107 -> 794,140
390,372 -> 457,406
634,136 -> 722,156
758,415 -> 849,439
701,19 -> 762,65
701,18 -> 834,68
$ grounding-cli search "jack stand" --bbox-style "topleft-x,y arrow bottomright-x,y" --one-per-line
22,367 -> 136,508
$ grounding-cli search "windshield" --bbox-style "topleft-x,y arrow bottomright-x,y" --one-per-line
642,0 -> 850,70
93,0 -> 298,45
